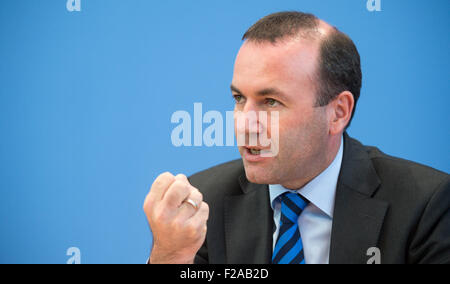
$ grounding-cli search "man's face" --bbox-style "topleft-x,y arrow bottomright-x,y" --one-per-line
232,38 -> 330,188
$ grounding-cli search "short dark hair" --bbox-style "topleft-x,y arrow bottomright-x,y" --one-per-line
242,11 -> 319,43
242,11 -> 362,128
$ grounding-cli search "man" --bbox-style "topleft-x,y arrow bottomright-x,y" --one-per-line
143,11 -> 450,264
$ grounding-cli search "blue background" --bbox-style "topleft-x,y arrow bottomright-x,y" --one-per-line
0,0 -> 448,264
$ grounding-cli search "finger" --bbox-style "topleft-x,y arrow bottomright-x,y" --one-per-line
162,180 -> 191,209
185,201 -> 209,234
177,188 -> 203,220
175,173 -> 189,182
148,172 -> 176,203
195,202 -> 210,223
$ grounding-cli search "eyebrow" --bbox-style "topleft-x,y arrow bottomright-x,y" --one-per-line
230,84 -> 289,101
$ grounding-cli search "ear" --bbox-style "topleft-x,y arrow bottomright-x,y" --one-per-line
328,91 -> 354,135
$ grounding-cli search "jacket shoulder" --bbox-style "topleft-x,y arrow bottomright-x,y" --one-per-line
363,143 -> 449,197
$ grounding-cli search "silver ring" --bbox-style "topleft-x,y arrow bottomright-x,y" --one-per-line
184,198 -> 199,210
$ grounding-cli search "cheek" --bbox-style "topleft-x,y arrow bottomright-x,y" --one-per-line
276,110 -> 325,151
278,113 -> 308,137
272,117 -> 304,156
267,109 -> 303,136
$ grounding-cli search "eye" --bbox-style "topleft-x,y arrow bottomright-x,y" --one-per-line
265,98 -> 280,107
233,95 -> 245,104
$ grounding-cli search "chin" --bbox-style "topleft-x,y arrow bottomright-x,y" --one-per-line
243,164 -> 278,185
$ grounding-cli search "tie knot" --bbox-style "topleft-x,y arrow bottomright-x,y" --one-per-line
279,192 -> 308,223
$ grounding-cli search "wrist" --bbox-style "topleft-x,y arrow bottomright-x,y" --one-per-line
150,247 -> 194,264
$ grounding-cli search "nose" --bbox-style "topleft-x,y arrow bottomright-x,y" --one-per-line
235,101 -> 263,135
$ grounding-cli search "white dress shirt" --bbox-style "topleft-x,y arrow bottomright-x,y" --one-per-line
269,136 -> 344,264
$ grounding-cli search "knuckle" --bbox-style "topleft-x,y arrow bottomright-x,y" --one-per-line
160,171 -> 174,179
152,179 -> 162,188
196,190 -> 203,201
175,173 -> 187,180
143,198 -> 155,214
152,173 -> 172,189
188,185 -> 202,197
201,202 -> 209,213
190,189 -> 202,202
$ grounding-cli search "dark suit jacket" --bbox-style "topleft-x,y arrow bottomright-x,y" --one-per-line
189,133 -> 450,264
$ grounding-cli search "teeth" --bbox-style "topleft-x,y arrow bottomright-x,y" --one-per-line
250,149 -> 261,155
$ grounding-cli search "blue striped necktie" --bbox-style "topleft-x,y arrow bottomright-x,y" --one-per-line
272,192 -> 308,264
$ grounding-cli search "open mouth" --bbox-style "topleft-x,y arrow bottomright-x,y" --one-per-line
243,146 -> 275,161
245,147 -> 267,156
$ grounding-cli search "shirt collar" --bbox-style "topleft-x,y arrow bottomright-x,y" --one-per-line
269,136 -> 344,218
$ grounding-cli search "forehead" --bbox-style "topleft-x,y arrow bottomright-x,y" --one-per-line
232,38 -> 321,92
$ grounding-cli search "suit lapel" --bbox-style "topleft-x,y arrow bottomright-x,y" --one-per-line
329,133 -> 389,264
224,176 -> 273,264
